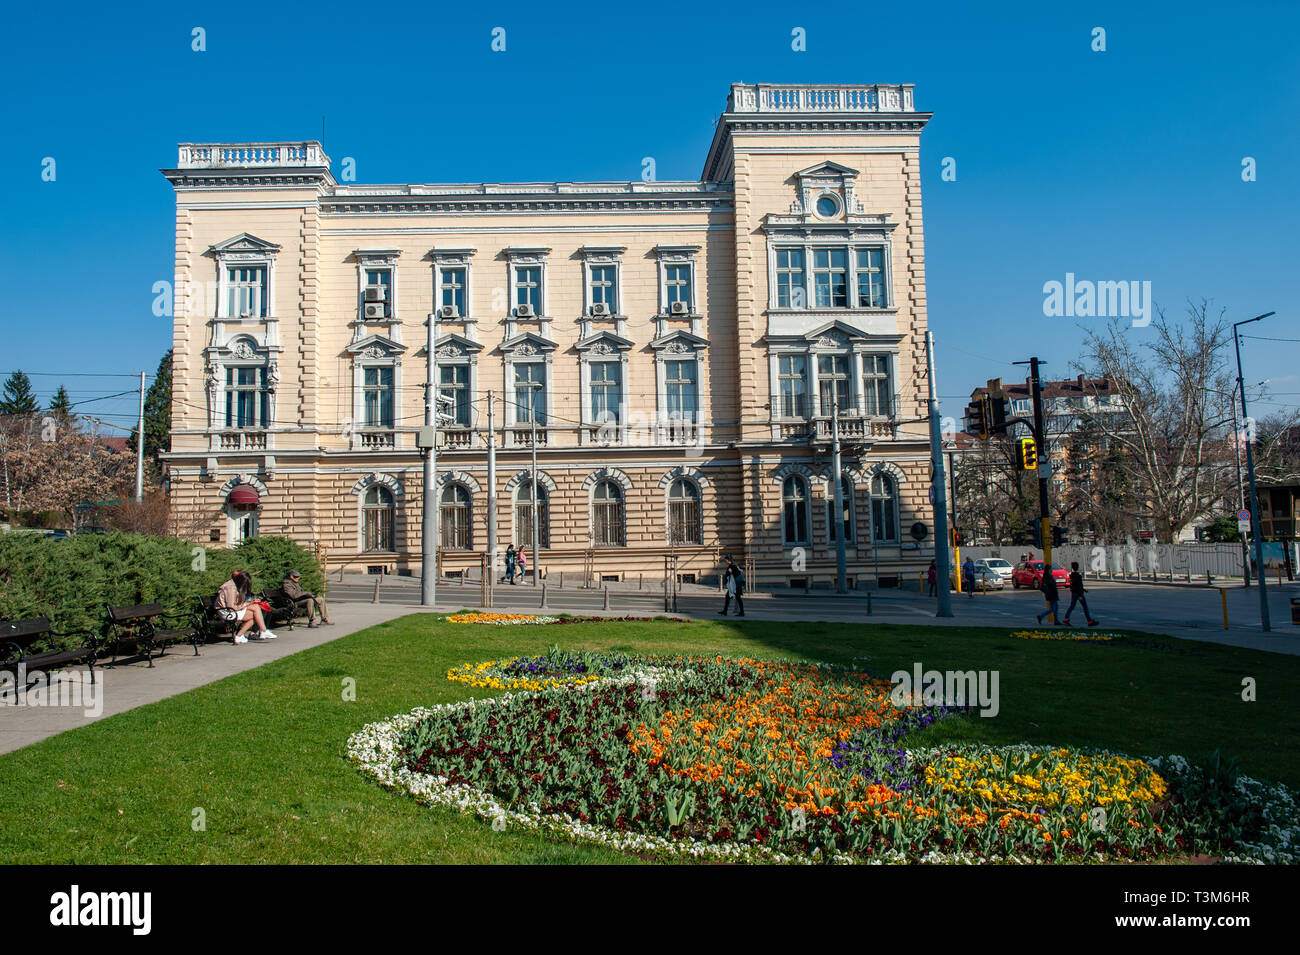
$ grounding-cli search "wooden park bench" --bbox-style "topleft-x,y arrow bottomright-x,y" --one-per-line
101,603 -> 200,667
1,617 -> 99,688
258,588 -> 302,630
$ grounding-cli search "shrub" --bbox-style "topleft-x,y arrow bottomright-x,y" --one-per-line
0,532 -> 321,650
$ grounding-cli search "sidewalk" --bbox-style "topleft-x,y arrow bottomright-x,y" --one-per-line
0,601 -> 416,756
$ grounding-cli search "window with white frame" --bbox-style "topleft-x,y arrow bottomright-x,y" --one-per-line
782,475 -> 810,545
778,355 -> 808,418
665,264 -> 692,309
438,364 -> 470,427
439,484 -> 472,549
226,266 -> 267,318
871,473 -> 898,542
667,478 -> 701,545
664,359 -> 698,422
592,480 -> 625,546
515,480 -> 550,549
862,354 -> 893,417
362,485 -> 396,552
826,476 -> 855,544
817,354 -> 851,415
439,267 -> 466,316
362,268 -> 392,318
812,248 -> 849,308
514,266 -> 542,313
590,361 -> 622,425
362,366 -> 394,428
589,265 -> 618,313
513,362 -> 547,425
226,366 -> 267,428
775,249 -> 805,308
855,249 -> 886,307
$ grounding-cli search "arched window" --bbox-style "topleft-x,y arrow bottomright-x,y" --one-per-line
363,485 -> 395,552
514,480 -> 550,549
871,473 -> 898,543
440,484 -> 472,550
667,478 -> 701,545
782,475 -> 809,545
592,479 -> 625,547
827,476 -> 855,543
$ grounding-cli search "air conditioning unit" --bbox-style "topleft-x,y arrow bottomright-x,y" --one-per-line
364,285 -> 387,302
591,302 -> 610,317
516,303 -> 535,318
669,301 -> 689,315
439,305 -> 459,319
364,302 -> 386,319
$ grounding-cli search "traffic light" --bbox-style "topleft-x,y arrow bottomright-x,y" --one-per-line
967,395 -> 992,439
1029,522 -> 1043,548
1017,437 -> 1038,471
951,528 -> 964,547
1051,525 -> 1068,547
989,394 -> 1008,434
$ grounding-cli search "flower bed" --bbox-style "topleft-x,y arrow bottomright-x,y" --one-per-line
1011,629 -> 1117,642
445,613 -> 560,625
349,649 -> 1297,864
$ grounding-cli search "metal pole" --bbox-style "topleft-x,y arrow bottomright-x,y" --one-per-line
1025,357 -> 1052,567
421,314 -> 438,607
1235,313 -> 1275,632
925,332 -> 953,617
831,393 -> 847,593
1231,381 -> 1251,587
134,371 -> 146,502
486,390 -> 498,585
530,383 -> 540,586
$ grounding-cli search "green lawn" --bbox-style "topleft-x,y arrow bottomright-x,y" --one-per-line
1,615 -> 1295,863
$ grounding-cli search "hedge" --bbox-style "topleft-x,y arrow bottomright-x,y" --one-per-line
0,532 -> 324,651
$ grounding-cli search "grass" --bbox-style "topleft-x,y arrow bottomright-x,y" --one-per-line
0,614 -> 1296,863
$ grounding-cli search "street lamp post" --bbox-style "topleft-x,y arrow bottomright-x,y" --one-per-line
1233,312 -> 1276,632
526,380 -> 542,586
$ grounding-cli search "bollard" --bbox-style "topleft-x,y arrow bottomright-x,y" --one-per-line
639,573 -> 643,590
558,571 -> 564,590
540,583 -> 548,609
1207,570 -> 1213,586
918,572 -> 924,595
866,592 -> 873,615
603,587 -> 611,611
1220,588 -> 1228,630
371,575 -> 381,604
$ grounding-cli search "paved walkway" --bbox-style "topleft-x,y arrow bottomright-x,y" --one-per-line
4,579 -> 1296,756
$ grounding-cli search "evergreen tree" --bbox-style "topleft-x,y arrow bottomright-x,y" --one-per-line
0,370 -> 38,415
48,385 -> 73,419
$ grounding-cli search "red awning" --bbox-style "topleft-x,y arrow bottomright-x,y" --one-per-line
228,485 -> 259,506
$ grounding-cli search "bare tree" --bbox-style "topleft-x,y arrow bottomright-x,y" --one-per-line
1073,300 -> 1238,541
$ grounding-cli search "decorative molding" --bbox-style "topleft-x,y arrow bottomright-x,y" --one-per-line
658,466 -> 710,491
351,472 -> 405,497
771,462 -> 816,484
867,461 -> 907,485
437,469 -> 482,494
504,469 -> 558,495
581,467 -> 632,493
218,473 -> 270,498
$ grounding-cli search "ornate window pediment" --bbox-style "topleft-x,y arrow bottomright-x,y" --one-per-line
805,321 -> 870,350
432,333 -> 483,360
500,331 -> 557,356
208,233 -> 280,259
576,330 -> 634,355
791,161 -> 861,219
650,330 -> 708,353
346,334 -> 406,361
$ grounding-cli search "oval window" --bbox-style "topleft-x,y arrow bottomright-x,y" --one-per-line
816,195 -> 839,217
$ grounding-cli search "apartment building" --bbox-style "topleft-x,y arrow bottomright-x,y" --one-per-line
162,82 -> 937,586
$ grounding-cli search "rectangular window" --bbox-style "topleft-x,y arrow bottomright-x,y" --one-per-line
515,489 -> 550,549
225,367 -> 266,428
593,497 -> 625,546
827,478 -> 855,543
363,366 -> 394,428
665,264 -> 692,308
438,364 -> 470,427
775,248 -> 805,308
515,266 -> 542,312
664,360 -> 697,421
813,248 -> 849,308
439,267 -> 466,315
226,266 -> 267,318
513,362 -> 546,425
590,265 -> 618,312
778,355 -> 808,417
590,361 -> 622,424
363,269 -> 392,318
364,508 -> 394,552
668,498 -> 701,545
862,354 -> 892,417
855,248 -> 886,308
817,354 -> 851,414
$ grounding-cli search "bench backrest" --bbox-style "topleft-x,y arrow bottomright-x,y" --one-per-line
1,617 -> 52,639
107,603 -> 166,622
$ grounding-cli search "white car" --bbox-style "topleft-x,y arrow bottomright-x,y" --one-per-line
975,558 -> 1015,583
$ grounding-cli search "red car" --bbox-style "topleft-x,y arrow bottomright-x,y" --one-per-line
1011,561 -> 1070,589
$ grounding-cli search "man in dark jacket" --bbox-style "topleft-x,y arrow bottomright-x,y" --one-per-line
1062,561 -> 1099,626
1035,563 -> 1061,625
282,569 -> 332,627
720,557 -> 746,617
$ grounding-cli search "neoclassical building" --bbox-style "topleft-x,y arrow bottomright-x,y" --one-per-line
162,82 -> 938,587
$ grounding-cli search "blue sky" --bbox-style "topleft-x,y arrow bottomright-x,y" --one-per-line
1,0 -> 1297,430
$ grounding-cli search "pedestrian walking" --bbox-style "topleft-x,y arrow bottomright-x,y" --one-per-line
962,556 -> 976,598
719,556 -> 745,617
516,548 -> 528,583
1035,563 -> 1061,625
926,560 -> 937,597
504,544 -> 516,584
1062,561 -> 1099,626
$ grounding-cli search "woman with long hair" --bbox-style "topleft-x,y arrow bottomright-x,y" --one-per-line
216,570 -> 278,643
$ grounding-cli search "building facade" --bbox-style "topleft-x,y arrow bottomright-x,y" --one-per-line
162,82 -> 938,587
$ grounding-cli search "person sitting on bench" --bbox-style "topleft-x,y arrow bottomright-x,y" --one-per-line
217,571 -> 277,643
282,569 -> 332,627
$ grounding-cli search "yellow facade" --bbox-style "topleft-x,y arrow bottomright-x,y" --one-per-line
163,84 -> 939,588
